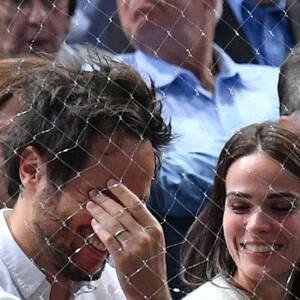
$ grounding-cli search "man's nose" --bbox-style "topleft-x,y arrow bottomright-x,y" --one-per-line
28,0 -> 49,25
246,208 -> 273,234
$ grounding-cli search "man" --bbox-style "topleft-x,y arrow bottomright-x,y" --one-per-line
116,0 -> 279,295
0,0 -> 76,58
0,56 -> 172,299
215,0 -> 300,66
278,41 -> 300,124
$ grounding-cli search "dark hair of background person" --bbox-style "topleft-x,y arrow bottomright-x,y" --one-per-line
181,121 -> 300,297
0,55 -> 172,200
278,42 -> 300,116
68,0 -> 77,16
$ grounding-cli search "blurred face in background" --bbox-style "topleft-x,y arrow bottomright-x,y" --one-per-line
223,152 -> 300,292
0,0 -> 71,58
116,0 -> 216,51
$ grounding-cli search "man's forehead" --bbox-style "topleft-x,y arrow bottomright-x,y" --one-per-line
83,134 -> 155,194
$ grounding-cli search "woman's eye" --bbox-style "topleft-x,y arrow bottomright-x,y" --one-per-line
270,197 -> 298,213
274,206 -> 291,212
272,203 -> 296,213
230,203 -> 250,213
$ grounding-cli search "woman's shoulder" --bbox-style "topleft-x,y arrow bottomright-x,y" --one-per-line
182,276 -> 249,300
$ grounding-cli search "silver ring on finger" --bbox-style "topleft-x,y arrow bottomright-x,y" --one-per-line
114,228 -> 127,238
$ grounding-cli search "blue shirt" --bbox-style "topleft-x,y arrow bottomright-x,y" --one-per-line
118,48 -> 279,218
227,0 -> 293,66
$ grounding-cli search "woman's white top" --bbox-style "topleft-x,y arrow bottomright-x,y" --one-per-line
183,276 -> 249,300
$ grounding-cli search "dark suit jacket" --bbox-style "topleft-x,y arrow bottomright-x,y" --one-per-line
215,0 -> 300,64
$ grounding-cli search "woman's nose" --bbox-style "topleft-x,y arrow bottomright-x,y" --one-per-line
245,208 -> 273,234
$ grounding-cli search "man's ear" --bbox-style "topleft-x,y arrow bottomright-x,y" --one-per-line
19,146 -> 47,193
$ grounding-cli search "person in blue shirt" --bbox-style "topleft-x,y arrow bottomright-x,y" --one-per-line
116,0 -> 279,297
215,0 -> 300,66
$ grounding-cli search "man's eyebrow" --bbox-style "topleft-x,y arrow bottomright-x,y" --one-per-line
226,191 -> 252,199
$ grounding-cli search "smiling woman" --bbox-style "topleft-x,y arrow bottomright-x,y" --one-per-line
181,121 -> 300,300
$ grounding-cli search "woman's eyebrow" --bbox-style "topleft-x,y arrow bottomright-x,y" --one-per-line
266,192 -> 300,201
226,191 -> 251,199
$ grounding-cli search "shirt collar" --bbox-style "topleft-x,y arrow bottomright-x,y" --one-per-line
0,209 -> 49,298
131,45 -> 242,88
214,43 -> 280,84
131,50 -> 191,87
213,44 -> 240,79
73,281 -> 98,298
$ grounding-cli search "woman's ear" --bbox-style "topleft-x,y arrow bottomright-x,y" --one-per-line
19,146 -> 47,193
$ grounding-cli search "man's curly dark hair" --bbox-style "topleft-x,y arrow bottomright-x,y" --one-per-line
0,55 -> 172,199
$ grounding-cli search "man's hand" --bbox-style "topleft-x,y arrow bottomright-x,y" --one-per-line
86,179 -> 171,300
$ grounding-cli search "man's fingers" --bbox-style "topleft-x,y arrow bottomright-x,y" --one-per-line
88,190 -> 141,233
106,179 -> 157,227
87,202 -> 131,253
